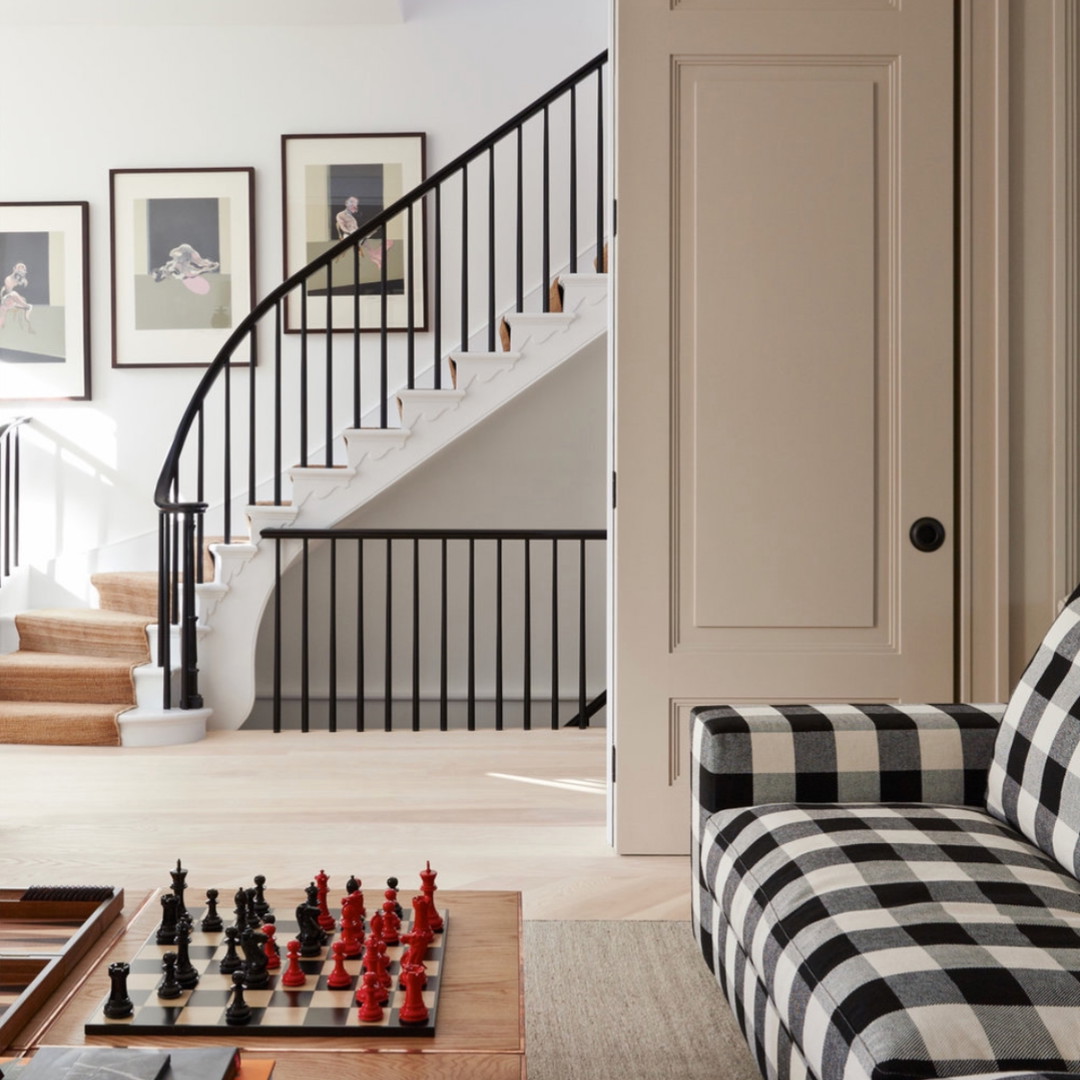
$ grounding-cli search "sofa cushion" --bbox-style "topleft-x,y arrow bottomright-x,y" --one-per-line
702,802 -> 1080,1080
986,585 -> 1080,878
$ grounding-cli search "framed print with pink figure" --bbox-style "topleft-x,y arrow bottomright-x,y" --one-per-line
110,167 -> 256,368
0,201 -> 90,401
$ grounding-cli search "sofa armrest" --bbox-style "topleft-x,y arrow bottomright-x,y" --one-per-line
692,702 -> 1004,819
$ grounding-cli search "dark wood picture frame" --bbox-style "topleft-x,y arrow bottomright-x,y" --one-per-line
281,133 -> 427,334
109,167 -> 256,368
0,201 -> 91,401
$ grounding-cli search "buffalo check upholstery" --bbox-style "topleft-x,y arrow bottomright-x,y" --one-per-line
987,585 -> 1080,879
692,689 -> 1080,1080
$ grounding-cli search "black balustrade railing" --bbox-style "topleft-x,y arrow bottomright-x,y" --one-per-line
0,416 -> 28,589
153,52 -> 608,711
258,528 -> 606,733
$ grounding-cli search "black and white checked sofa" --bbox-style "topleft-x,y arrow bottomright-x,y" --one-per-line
692,586 -> 1080,1080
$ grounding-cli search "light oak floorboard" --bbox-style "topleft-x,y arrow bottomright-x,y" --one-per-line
0,730 -> 690,920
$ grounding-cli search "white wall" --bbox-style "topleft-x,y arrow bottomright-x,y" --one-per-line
0,0 -> 609,610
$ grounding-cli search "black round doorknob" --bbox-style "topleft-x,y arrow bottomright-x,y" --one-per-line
909,517 -> 946,553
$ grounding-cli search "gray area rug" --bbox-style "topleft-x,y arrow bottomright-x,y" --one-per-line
524,920 -> 761,1080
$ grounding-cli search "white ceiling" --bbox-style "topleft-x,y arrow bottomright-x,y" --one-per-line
7,0 -> 404,25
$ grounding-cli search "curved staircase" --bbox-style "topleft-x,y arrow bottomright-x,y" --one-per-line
0,52 -> 610,747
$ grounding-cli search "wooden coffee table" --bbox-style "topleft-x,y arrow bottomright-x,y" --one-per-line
14,889 -> 525,1079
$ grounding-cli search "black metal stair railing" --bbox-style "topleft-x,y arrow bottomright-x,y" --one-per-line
152,52 -> 609,710
0,416 -> 28,590
258,527 -> 606,733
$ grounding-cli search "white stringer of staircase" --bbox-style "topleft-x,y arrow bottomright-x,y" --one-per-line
118,274 -> 608,746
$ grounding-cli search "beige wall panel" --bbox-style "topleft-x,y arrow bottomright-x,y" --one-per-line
673,1 -> 896,10
678,68 -> 880,635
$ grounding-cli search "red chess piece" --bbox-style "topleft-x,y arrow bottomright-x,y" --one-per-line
340,893 -> 363,958
419,861 -> 444,932
281,939 -> 306,987
262,922 -> 281,970
398,964 -> 429,1024
381,900 -> 401,945
370,910 -> 384,943
356,971 -> 384,1022
315,869 -> 336,932
326,940 -> 352,989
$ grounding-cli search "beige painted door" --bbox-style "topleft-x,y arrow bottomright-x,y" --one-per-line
612,0 -> 956,853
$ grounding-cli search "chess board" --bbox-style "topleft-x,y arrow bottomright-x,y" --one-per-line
83,903 -> 447,1038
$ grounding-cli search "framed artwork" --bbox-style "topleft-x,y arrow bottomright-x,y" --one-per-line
110,167 -> 256,368
281,133 -> 426,333
0,202 -> 90,401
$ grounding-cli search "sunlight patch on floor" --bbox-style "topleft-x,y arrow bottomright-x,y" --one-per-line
486,772 -> 605,794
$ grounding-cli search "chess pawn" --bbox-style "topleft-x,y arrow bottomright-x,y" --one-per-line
327,940 -> 352,990
104,961 -> 133,1019
202,888 -> 224,932
225,971 -> 252,1026
281,939 -> 306,987
157,951 -> 183,1000
356,971 -> 384,1022
219,925 -> 243,975
381,900 -> 401,945
385,877 -> 403,920
252,874 -> 270,917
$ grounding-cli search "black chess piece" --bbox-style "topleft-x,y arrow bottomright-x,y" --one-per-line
156,892 -> 179,945
225,970 -> 252,1026
241,928 -> 270,989
202,888 -> 224,932
233,886 -> 249,933
219,925 -> 243,974
296,902 -> 323,957
170,858 -> 188,920
103,961 -> 134,1019
346,875 -> 360,895
252,874 -> 270,917
245,887 -> 262,929
157,951 -> 183,1000
175,916 -> 200,990
305,882 -> 328,945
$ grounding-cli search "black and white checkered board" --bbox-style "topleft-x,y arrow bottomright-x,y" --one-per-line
84,904 -> 447,1038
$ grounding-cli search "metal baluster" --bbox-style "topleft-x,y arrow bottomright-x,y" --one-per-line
542,104 -> 550,312
578,538 -> 587,728
440,538 -> 448,731
384,537 -> 393,731
596,68 -> 605,272
223,353 -> 232,546
570,84 -> 578,273
158,512 -> 171,709
325,257 -> 334,467
461,167 -> 469,352
273,537 -> 282,732
274,302 -> 283,505
495,538 -> 504,731
516,126 -> 524,313
329,537 -> 338,733
412,537 -> 420,731
551,538 -> 559,729
170,479 -> 180,628
380,224 -> 389,428
180,511 -> 202,708
488,145 -> 496,353
248,324 -> 258,506
301,537 -> 310,733
196,407 -> 205,583
353,245 -> 361,427
407,203 -> 415,389
523,538 -> 531,730
2,433 -> 9,579
434,187 -> 442,388
300,279 -> 309,464
467,537 -> 476,731
356,538 -> 365,732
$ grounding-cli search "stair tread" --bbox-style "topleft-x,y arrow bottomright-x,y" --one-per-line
0,701 -> 132,718
0,651 -> 137,670
19,608 -> 153,627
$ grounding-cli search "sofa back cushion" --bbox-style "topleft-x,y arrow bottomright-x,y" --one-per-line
986,583 -> 1080,876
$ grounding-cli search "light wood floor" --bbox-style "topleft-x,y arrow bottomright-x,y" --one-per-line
0,729 -> 690,921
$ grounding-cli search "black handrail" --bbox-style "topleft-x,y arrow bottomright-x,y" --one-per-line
152,51 -> 609,711
0,416 -> 29,587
